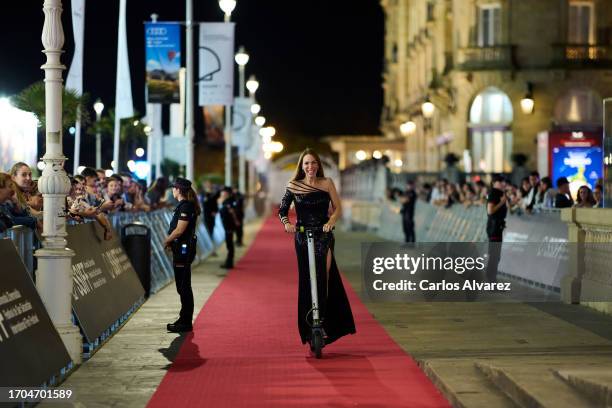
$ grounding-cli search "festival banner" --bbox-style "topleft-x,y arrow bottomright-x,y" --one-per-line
145,22 -> 181,104
232,97 -> 252,148
199,23 -> 235,106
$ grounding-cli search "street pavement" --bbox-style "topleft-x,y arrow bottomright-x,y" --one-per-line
41,219 -> 612,408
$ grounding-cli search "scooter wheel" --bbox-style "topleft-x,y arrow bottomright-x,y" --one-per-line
312,330 -> 324,359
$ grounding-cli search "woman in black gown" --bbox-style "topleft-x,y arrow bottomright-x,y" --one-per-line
279,148 -> 356,348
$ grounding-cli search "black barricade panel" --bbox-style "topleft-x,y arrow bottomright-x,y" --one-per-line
67,222 -> 145,342
0,240 -> 71,386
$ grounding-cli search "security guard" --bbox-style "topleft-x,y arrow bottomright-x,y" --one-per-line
164,177 -> 200,332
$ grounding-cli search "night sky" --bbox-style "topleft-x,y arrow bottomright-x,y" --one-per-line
0,1 -> 384,163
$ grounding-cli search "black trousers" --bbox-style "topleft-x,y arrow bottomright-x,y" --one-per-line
486,237 -> 503,283
224,229 -> 235,267
402,218 -> 415,243
173,260 -> 194,324
235,223 -> 244,245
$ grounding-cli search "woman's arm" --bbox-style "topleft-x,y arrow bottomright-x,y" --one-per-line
278,188 -> 295,233
164,220 -> 189,247
324,178 -> 342,232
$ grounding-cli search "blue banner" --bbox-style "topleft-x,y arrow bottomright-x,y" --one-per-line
145,22 -> 181,104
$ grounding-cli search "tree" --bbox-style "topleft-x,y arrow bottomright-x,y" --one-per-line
11,81 -> 91,129
86,108 -> 149,172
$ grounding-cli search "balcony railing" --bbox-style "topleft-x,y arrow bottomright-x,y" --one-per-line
552,44 -> 612,68
456,45 -> 515,70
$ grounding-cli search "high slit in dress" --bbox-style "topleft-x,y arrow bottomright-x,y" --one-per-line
279,180 -> 356,345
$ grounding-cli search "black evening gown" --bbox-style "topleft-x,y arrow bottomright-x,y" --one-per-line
279,180 -> 356,345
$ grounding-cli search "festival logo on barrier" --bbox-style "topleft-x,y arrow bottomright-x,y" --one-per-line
0,241 -> 71,386
68,222 -> 144,342
145,22 -> 181,104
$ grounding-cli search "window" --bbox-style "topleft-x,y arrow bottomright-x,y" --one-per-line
568,1 -> 594,44
478,4 -> 501,47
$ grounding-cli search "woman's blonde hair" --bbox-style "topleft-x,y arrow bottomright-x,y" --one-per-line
291,148 -> 326,181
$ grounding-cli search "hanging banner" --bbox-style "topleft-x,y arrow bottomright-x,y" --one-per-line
203,106 -> 225,146
245,124 -> 261,161
232,97 -> 251,148
145,22 -> 181,104
66,0 -> 85,94
198,23 -> 235,106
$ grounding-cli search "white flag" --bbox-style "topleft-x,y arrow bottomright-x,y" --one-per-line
114,0 -> 134,120
199,23 -> 235,106
112,0 -> 134,173
66,0 -> 85,94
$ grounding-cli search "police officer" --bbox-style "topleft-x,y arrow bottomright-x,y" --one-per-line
218,186 -> 240,269
486,174 -> 507,283
164,178 -> 201,332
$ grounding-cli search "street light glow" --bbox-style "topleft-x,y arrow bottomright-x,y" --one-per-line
235,46 -> 249,66
218,0 -> 236,16
246,75 -> 259,94
400,120 -> 416,136
373,150 -> 382,159
255,116 -> 266,127
37,161 -> 45,171
264,151 -> 272,160
69,126 -> 76,135
355,150 -> 367,161
394,159 -> 403,167
133,120 -> 140,127
105,169 -> 113,177
135,148 -> 145,157
143,125 -> 152,134
93,99 -> 104,115
251,103 -> 261,115
127,160 -> 136,171
520,96 -> 535,114
421,100 -> 435,118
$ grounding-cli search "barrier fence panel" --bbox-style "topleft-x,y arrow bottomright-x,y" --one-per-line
347,198 -> 566,291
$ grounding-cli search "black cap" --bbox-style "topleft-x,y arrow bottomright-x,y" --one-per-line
173,177 -> 192,190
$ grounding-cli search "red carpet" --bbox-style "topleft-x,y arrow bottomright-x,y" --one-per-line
148,216 -> 450,407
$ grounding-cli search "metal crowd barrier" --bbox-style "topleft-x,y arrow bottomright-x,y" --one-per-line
5,206 -> 254,293
0,225 -> 35,278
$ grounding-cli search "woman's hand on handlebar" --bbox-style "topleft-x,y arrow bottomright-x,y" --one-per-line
284,223 -> 296,233
323,223 -> 335,232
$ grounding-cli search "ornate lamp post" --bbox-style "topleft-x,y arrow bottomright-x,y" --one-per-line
36,0 -> 81,364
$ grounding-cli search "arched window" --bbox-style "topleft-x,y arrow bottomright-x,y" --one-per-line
468,87 -> 513,173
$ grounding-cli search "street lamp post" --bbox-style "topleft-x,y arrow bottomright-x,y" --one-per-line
185,0 -> 195,180
93,99 -> 104,169
235,46 -> 249,193
37,0 -> 81,364
245,75 -> 259,197
219,0 -> 236,186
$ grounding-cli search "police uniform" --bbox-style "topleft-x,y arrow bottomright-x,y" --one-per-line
167,182 -> 198,331
219,191 -> 237,268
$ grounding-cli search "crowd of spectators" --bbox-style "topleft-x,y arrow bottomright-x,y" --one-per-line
0,163 -> 246,246
388,171 -> 604,214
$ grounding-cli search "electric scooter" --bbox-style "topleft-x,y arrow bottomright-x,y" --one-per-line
299,225 -> 328,359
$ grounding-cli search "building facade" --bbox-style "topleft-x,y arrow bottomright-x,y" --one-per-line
381,0 -> 612,180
